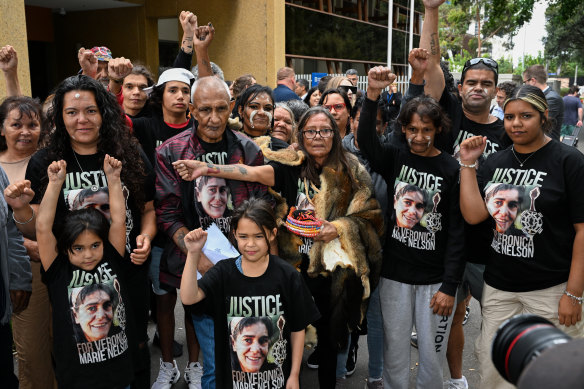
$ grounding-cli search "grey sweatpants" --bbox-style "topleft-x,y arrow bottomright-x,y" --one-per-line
379,278 -> 454,389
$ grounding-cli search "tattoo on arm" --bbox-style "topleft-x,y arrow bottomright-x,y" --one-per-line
430,33 -> 438,56
176,230 -> 187,253
206,164 -> 246,176
182,41 -> 193,50
206,163 -> 220,174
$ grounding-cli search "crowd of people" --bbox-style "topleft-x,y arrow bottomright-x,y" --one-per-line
0,1 -> 583,389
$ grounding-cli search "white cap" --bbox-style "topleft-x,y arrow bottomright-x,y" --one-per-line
144,68 -> 195,94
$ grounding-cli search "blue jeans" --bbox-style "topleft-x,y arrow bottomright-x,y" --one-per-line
366,286 -> 383,379
335,334 -> 350,378
192,313 -> 215,389
148,246 -> 168,296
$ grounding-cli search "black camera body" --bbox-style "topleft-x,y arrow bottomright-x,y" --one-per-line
491,314 -> 584,388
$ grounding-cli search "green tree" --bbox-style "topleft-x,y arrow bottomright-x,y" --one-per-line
438,0 -> 538,57
544,1 -> 584,66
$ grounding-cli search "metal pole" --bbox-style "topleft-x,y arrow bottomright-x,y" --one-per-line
408,0 -> 415,79
387,0 -> 394,68
575,65 -> 578,86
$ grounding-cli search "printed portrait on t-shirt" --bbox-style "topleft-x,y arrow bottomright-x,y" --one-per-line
393,180 -> 442,233
295,177 -> 316,212
484,181 -> 544,258
228,315 -> 287,388
391,180 -> 441,252
295,178 -> 318,254
68,267 -> 129,364
484,183 -> 524,234
194,176 -> 234,233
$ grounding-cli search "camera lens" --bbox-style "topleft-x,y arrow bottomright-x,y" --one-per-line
491,314 -> 571,385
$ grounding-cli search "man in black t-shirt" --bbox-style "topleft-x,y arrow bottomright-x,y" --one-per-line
415,1 -> 510,388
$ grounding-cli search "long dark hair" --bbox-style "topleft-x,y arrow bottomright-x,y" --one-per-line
42,75 -> 146,210
296,106 -> 357,189
57,208 -> 109,256
503,85 -> 553,135
319,89 -> 352,136
0,96 -> 43,151
229,198 -> 277,252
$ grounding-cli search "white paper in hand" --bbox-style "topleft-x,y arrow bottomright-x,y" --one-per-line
198,222 -> 240,279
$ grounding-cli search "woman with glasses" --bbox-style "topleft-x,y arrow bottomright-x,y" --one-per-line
357,67 -> 465,389
173,106 -> 383,389
459,85 -> 584,389
319,89 -> 352,139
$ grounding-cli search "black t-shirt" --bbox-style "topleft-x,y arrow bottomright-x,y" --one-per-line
198,255 -> 320,389
358,97 -> 465,296
25,148 -> 155,258
438,88 -> 512,265
132,115 -> 194,167
41,242 -> 135,389
437,88 -> 511,157
478,140 -> 584,292
192,136 -> 232,234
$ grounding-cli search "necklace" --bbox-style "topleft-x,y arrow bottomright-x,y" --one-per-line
511,138 -> 548,167
72,151 -> 99,192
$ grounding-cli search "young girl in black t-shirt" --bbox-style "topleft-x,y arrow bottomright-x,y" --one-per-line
33,155 -> 135,389
180,198 -> 319,389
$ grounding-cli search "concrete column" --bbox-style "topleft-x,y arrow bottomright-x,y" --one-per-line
0,0 -> 31,96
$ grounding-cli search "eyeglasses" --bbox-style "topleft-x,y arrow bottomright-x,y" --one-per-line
523,77 -> 532,84
462,58 -> 499,75
339,85 -> 357,94
323,103 -> 346,112
303,129 -> 334,139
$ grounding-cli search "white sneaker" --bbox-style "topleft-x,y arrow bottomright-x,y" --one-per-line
151,359 -> 180,389
184,362 -> 203,389
444,376 -> 468,389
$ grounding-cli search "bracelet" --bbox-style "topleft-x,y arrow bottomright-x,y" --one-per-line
564,290 -> 583,304
12,205 -> 34,225
459,161 -> 477,169
110,77 -> 124,84
140,233 -> 152,241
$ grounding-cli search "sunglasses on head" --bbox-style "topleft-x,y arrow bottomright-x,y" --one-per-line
339,85 -> 357,94
462,58 -> 499,75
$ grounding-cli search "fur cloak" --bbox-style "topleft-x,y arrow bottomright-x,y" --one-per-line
262,139 -> 384,350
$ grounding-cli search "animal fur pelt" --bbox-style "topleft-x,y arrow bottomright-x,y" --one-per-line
277,153 -> 384,350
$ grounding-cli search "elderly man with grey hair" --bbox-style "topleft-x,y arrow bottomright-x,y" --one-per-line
192,61 -> 224,81
155,76 -> 268,389
346,69 -> 359,86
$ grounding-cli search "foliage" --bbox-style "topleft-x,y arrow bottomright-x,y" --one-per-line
543,1 -> 584,67
497,57 -> 514,74
438,0 -> 537,57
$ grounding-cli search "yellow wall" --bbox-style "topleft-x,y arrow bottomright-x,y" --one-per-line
145,0 -> 286,86
0,0 -> 31,96
6,0 -> 285,96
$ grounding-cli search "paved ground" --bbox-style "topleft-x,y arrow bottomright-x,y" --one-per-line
148,298 -> 482,388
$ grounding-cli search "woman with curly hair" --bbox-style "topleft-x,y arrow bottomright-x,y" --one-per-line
11,74 -> 156,387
